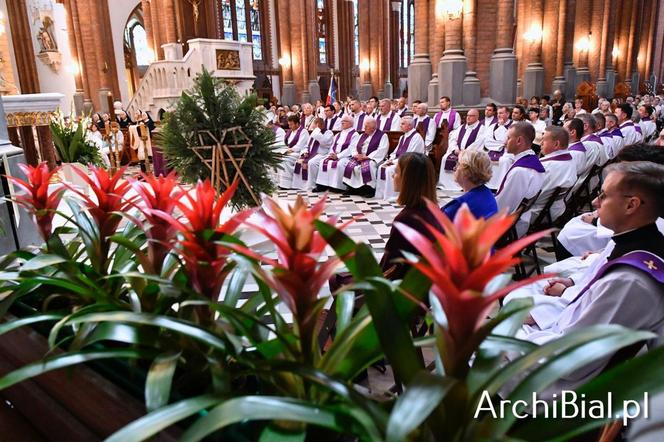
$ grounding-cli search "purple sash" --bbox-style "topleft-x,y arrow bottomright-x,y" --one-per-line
285,126 -> 304,148
326,116 -> 339,131
496,154 -> 545,194
569,251 -> 664,305
621,121 -> 642,135
483,116 -> 498,126
635,125 -> 643,134
343,131 -> 384,184
434,109 -> 457,128
583,134 -> 604,145
377,112 -> 396,131
417,116 -> 431,137
397,107 -> 408,117
380,131 -> 417,180
354,113 -> 366,131
293,136 -> 322,180
487,149 -> 504,161
568,141 -> 586,152
457,123 -> 482,150
598,131 -> 613,139
609,128 -> 624,138
322,130 -> 356,172
541,153 -> 573,162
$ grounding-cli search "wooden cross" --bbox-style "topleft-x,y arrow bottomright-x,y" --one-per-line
188,127 -> 260,205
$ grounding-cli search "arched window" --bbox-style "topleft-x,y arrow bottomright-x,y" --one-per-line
316,0 -> 329,65
352,0 -> 359,66
219,0 -> 265,61
125,17 -> 152,66
400,0 -> 414,69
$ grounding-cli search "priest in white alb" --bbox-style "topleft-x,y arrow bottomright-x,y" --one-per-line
438,108 -> 486,191
277,115 -> 310,189
314,114 -> 359,192
375,117 -> 425,201
375,99 -> 401,132
342,117 -> 389,196
483,105 -> 513,189
350,99 -> 368,132
433,96 -> 461,131
291,117 -> 334,190
413,103 -> 436,152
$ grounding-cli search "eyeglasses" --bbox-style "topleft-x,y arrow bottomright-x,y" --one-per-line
596,190 -> 645,204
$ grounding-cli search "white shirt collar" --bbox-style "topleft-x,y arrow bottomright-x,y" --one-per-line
514,149 -> 536,160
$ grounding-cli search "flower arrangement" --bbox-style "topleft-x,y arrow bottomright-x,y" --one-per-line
0,164 -> 662,441
49,109 -> 104,166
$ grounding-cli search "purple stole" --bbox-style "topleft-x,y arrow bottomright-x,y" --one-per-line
434,109 -> 457,128
285,126 -> 304,148
444,124 -> 482,171
293,135 -> 322,180
483,116 -> 498,126
343,130 -> 384,184
568,251 -> 664,305
396,107 -> 408,117
326,116 -> 339,131
380,131 -> 417,180
609,128 -> 624,138
583,134 -> 604,145
568,141 -> 586,152
487,120 -> 513,161
323,130 -> 356,172
377,112 -> 396,132
496,154 -> 545,194
417,116 -> 431,137
621,121 -> 642,135
598,131 -> 613,140
354,113 -> 366,131
541,153 -> 573,162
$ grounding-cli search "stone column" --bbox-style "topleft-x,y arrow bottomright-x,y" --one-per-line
552,0 -> 568,94
596,0 -> 611,96
6,0 -> 40,94
625,0 -> 640,89
383,0 -> 394,98
390,1 -> 401,96
438,7 -> 466,105
408,0 -> 432,105
575,0 -> 591,84
563,0 -> 578,98
605,0 -> 617,95
427,0 -> 443,106
523,0 -> 545,98
462,0 -> 480,105
64,0 -> 86,112
278,0 -> 296,105
302,0 -> 320,102
489,0 -> 517,104
337,0 -> 356,99
644,0 -> 657,81
358,0 -> 373,100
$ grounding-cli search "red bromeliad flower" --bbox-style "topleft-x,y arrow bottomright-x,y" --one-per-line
154,179 -> 250,303
69,166 -> 134,239
395,201 -> 551,377
131,172 -> 183,274
232,194 -> 348,361
6,163 -> 64,241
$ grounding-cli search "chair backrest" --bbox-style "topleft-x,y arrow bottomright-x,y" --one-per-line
515,190 -> 542,219
528,186 -> 571,233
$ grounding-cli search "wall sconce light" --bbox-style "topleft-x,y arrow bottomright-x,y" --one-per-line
523,25 -> 543,43
612,47 -> 620,58
441,0 -> 463,20
360,59 -> 370,73
576,36 -> 591,52
278,54 -> 291,68
67,60 -> 80,75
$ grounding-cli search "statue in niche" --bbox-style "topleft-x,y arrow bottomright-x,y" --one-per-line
37,16 -> 58,52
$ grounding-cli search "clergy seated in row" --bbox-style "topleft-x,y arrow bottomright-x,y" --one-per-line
342,118 -> 389,197
290,118 -> 334,190
563,118 -> 591,178
376,99 -> 401,133
527,107 -> 546,153
441,150 -> 498,221
268,120 -> 286,146
395,96 -> 409,118
350,99 -> 368,132
300,103 -> 317,131
616,103 -> 644,147
494,122 -> 545,237
413,103 -> 437,153
554,144 -> 664,260
638,104 -> 658,142
314,114 -> 359,192
277,115 -> 310,189
577,113 -> 604,167
375,117 -> 425,201
525,126 -> 578,225
594,113 -> 623,162
506,162 -> 664,391
483,105 -> 514,189
322,105 -> 342,132
494,106 -> 528,186
481,103 -> 498,129
438,109 -> 486,191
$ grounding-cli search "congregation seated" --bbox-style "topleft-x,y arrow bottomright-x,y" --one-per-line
507,161 -> 664,391
342,117 -> 389,197
441,150 -> 497,221
375,116 -> 425,201
495,122 -> 545,237
438,108 -> 486,191
563,118 -> 590,178
376,99 -> 401,132
268,120 -> 286,146
291,117 -> 333,190
314,114 -> 359,192
616,103 -> 644,147
577,113 -> 603,167
483,105 -> 513,189
412,102 -> 436,151
638,104 -> 657,142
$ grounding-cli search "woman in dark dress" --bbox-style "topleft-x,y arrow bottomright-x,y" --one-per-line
380,152 -> 441,280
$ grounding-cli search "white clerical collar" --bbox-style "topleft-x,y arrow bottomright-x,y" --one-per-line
340,127 -> 354,134
543,149 -> 569,159
354,111 -> 365,117
596,128 -> 608,135
441,109 -> 451,114
514,149 -> 536,160
380,112 -> 391,118
465,121 -> 479,129
404,128 -> 416,137
619,120 -> 633,128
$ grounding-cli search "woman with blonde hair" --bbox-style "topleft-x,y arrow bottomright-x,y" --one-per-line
442,149 -> 498,221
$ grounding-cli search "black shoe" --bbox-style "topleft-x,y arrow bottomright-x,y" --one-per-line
312,185 -> 327,193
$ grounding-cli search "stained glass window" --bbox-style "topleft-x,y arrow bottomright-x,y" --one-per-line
316,0 -> 328,64
219,0 -> 265,61
400,0 -> 414,68
353,0 -> 359,66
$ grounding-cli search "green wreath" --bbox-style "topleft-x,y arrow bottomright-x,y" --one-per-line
160,68 -> 282,209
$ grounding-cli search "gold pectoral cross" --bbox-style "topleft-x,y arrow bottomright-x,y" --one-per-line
644,260 -> 658,270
